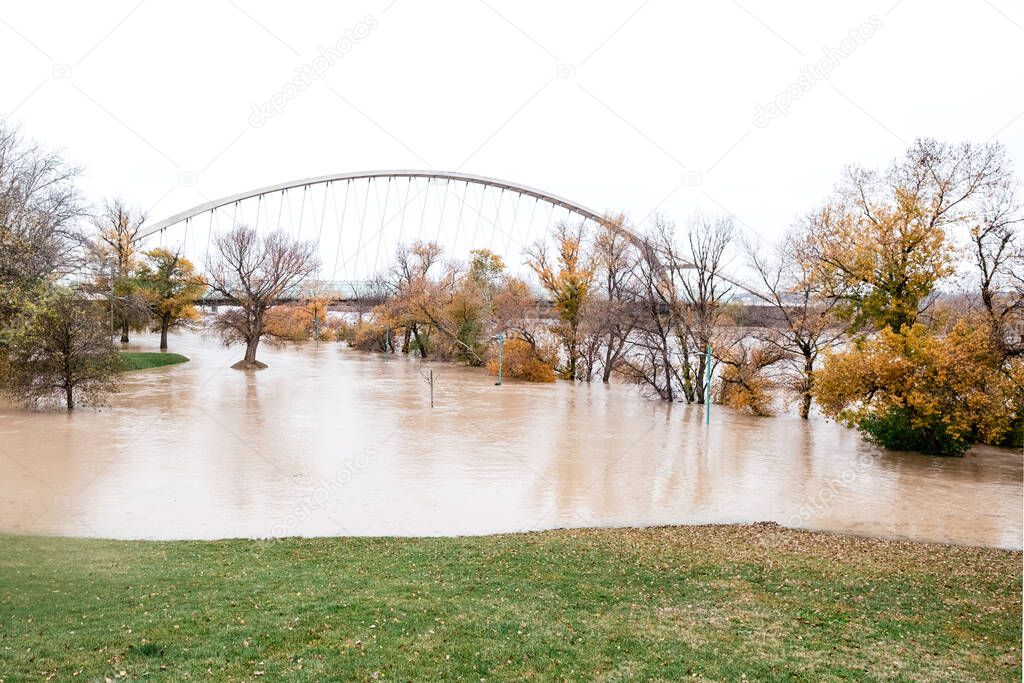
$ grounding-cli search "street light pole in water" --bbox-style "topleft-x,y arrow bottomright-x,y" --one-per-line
705,343 -> 712,426
493,331 -> 504,386
107,256 -> 115,343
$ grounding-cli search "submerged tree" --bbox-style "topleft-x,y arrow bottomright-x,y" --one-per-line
815,321 -> 1021,456
526,222 -> 595,380
744,225 -> 846,418
206,226 -> 318,369
676,215 -> 736,404
382,240 -> 444,357
811,138 -> 1024,453
621,216 -> 683,401
717,340 -> 785,417
0,285 -> 120,410
623,215 -> 736,403
585,215 -> 639,383
93,199 -> 147,343
136,248 -> 206,350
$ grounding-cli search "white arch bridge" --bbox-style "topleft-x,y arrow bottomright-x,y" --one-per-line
135,170 -> 651,297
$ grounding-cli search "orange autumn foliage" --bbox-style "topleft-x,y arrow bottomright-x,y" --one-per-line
486,337 -> 557,383
814,321 -> 1022,455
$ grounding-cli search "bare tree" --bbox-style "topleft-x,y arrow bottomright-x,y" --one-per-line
590,215 -> 639,383
676,215 -> 736,404
619,216 -> 684,401
206,226 -> 319,369
0,122 -> 83,323
620,215 -> 736,404
968,173 -> 1023,359
744,224 -> 847,418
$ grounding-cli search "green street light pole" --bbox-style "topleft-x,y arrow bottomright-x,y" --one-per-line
705,343 -> 712,425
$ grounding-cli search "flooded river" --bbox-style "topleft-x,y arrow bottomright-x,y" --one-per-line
0,332 -> 1020,548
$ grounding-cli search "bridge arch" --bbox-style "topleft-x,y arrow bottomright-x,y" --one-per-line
132,169 -> 722,295
138,170 -> 632,242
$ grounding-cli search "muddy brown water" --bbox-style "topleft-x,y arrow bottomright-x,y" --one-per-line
0,332 -> 1020,549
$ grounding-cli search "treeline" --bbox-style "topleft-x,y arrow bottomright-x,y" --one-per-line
0,122 -> 318,405
0,123 -> 214,408
339,138 -> 1022,456
1,117 -> 1020,455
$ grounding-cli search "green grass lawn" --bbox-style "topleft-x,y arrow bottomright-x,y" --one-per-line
117,352 -> 189,372
0,525 -> 1019,681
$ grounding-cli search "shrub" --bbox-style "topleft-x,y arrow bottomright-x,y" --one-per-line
486,337 -> 556,383
263,305 -> 314,341
716,343 -> 784,416
351,319 -> 389,351
814,322 -> 1021,456
858,406 -> 966,456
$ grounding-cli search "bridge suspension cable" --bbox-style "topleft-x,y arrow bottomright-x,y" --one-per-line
131,169 -> 760,297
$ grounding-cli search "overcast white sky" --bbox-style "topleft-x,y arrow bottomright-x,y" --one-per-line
3,0 -> 1023,251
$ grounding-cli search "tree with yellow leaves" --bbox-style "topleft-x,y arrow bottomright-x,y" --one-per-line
94,199 -> 147,343
807,139 -> 1024,453
526,222 -> 595,380
136,248 -> 206,350
805,185 -> 955,334
486,337 -> 557,383
806,139 -> 1013,334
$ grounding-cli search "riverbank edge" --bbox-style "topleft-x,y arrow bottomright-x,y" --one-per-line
2,520 -> 1021,552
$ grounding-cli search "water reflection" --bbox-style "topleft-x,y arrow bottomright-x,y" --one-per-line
0,332 -> 1020,548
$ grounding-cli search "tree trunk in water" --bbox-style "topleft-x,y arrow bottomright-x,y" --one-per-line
244,337 -> 260,365
697,354 -> 707,405
120,319 -> 129,344
601,338 -> 615,383
411,324 -> 427,358
64,386 -> 74,411
231,329 -> 267,370
800,392 -> 812,420
800,355 -> 814,419
160,320 -> 169,350
661,347 -> 674,402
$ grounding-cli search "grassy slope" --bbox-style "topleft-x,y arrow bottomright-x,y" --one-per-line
118,352 -> 189,372
0,525 -> 1019,681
